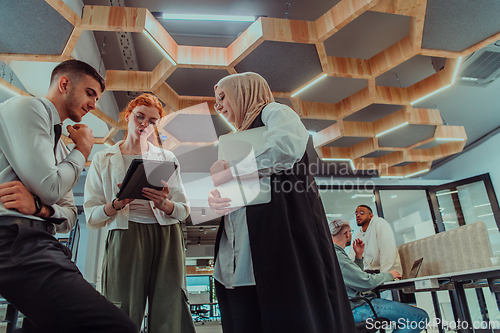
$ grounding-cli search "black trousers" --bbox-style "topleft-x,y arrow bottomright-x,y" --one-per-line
0,225 -> 137,333
215,280 -> 264,333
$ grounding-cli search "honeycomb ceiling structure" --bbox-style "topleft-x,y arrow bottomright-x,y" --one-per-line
2,0 -> 500,178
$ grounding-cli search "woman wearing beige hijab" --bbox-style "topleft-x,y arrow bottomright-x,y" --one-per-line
209,72 -> 356,333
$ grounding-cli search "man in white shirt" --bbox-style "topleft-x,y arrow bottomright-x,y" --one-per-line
0,60 -> 137,332
348,205 -> 402,274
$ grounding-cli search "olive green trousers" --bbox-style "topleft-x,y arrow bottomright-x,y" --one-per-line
102,222 -> 195,333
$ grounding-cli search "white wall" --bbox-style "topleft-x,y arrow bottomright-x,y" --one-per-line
423,132 -> 500,199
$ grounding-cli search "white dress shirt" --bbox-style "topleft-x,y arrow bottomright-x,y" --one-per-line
213,102 -> 309,288
0,96 -> 83,233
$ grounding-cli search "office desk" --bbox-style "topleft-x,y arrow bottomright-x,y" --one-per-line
376,267 -> 500,333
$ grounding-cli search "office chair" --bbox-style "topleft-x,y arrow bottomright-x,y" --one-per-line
350,296 -> 390,333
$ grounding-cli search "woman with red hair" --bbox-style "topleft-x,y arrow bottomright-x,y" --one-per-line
84,93 -> 195,333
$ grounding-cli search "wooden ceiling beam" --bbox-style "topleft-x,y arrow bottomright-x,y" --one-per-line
435,125 -> 467,141
61,27 -> 83,59
374,86 -> 411,105
313,122 -> 344,148
406,57 -> 460,103
315,0 -> 377,42
177,46 -> 228,67
105,70 -> 151,92
300,101 -> 339,119
0,77 -> 30,96
317,146 -> 351,159
327,56 -> 372,79
369,36 -> 417,77
408,108 -> 443,125
45,0 -> 81,26
0,54 -> 66,62
89,108 -> 122,129
153,82 -> 180,111
81,5 -> 146,32
343,121 -> 374,137
373,108 -> 407,135
369,0 -> 426,16
144,10 -> 178,63
151,58 -> 176,91
261,17 -> 318,43
227,18 -> 266,67
337,87 -> 372,117
351,138 -> 378,159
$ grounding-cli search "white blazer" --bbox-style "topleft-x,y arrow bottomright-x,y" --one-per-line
84,141 -> 190,231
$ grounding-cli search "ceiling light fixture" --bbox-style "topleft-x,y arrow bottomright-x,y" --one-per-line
375,122 -> 408,137
435,137 -> 465,141
474,203 -> 491,208
380,175 -> 404,179
162,13 -> 256,22
291,74 -> 327,97
404,169 -> 429,178
436,190 -> 458,196
478,213 -> 494,218
451,57 -> 463,84
351,194 -> 374,199
321,158 -> 355,171
142,30 -> 177,65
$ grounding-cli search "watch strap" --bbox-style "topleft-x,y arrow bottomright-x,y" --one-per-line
33,195 -> 42,215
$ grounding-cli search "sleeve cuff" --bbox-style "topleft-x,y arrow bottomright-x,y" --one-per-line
66,148 -> 86,168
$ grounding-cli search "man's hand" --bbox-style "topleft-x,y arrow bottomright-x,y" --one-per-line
353,238 -> 365,259
68,124 -> 94,160
390,270 -> 402,280
0,181 -> 37,215
210,160 -> 233,187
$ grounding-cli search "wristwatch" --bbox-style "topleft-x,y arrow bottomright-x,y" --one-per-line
33,195 -> 42,215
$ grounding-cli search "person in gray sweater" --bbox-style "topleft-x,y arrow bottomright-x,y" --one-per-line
330,218 -> 429,333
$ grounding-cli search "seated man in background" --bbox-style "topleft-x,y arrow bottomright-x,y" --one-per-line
331,218 -> 429,333
349,205 -> 402,274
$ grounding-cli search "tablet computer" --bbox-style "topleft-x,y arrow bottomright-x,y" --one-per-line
116,159 -> 178,200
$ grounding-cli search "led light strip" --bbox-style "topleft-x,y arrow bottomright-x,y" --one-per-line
411,57 -> 462,105
163,14 -> 256,22
435,137 -> 465,141
291,74 -> 327,98
404,168 -> 429,178
142,30 -> 177,66
375,122 -> 408,137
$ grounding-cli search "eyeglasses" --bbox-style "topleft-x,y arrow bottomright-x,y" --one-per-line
214,93 -> 224,111
344,229 -> 353,236
132,112 -> 158,127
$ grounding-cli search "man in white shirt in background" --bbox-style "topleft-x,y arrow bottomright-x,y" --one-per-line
348,205 -> 402,274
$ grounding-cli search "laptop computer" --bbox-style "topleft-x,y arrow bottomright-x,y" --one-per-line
408,258 -> 424,279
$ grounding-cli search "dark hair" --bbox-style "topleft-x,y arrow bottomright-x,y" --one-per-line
50,60 -> 105,92
357,204 -> 372,213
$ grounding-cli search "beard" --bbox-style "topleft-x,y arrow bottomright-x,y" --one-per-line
64,86 -> 84,122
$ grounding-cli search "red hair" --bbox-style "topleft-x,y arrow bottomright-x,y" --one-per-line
119,93 -> 165,124
120,93 -> 165,141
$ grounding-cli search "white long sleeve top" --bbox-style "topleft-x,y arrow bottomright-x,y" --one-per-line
213,102 -> 309,288
348,216 -> 402,274
83,141 -> 190,231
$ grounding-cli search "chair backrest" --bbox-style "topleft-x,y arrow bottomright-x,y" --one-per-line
397,221 -> 493,279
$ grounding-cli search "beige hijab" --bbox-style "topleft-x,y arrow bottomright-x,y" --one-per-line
215,72 -> 274,131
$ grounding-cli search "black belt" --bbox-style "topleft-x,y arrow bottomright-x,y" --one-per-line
0,216 -> 55,234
